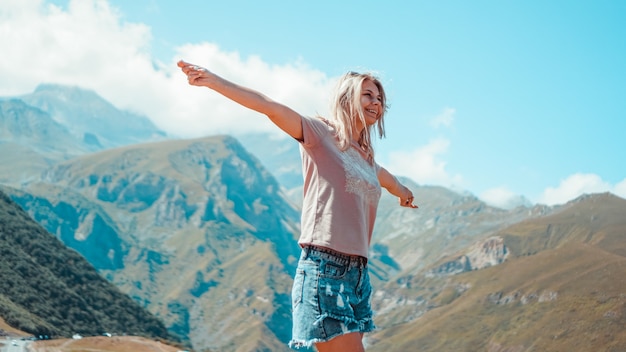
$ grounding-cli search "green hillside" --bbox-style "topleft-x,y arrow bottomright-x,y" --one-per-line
0,190 -> 177,343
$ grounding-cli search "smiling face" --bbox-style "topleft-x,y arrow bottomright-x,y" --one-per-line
329,71 -> 387,153
360,79 -> 383,126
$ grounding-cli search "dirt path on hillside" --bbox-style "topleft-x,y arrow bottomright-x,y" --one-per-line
30,336 -> 183,352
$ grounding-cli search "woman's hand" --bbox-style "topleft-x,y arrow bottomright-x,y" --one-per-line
400,188 -> 418,208
378,167 -> 418,209
178,60 -> 214,87
176,59 -> 304,140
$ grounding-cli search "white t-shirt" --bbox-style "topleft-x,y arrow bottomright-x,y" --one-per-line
298,116 -> 381,258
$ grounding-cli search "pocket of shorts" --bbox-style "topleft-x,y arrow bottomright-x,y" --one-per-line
292,268 -> 305,308
320,260 -> 347,279
318,275 -> 352,317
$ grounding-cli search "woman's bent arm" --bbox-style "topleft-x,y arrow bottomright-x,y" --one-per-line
378,166 -> 418,208
178,60 -> 303,141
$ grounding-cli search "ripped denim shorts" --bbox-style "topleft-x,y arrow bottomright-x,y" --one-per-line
288,245 -> 376,349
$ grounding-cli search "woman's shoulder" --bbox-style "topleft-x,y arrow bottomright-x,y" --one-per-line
300,116 -> 338,148
302,115 -> 335,131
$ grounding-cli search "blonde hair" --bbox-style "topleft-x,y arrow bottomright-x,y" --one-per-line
327,71 -> 388,161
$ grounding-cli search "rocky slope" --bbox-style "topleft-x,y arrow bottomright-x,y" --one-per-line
366,193 -> 626,351
4,135 -> 301,351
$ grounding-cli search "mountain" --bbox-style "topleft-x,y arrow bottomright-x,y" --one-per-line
3,135 -> 302,352
367,180 -> 551,284
234,133 -> 552,288
236,132 -> 303,192
366,193 -> 626,351
5,141 -> 556,350
3,83 -> 625,351
0,99 -> 90,184
19,84 -> 167,148
0,190 -> 176,342
0,85 -> 167,186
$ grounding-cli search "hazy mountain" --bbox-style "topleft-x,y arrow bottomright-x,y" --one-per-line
0,190 -> 175,342
20,84 -> 167,148
4,135 -> 302,351
237,132 -> 303,192
366,193 -> 626,352
0,99 -> 90,184
0,85 -> 168,186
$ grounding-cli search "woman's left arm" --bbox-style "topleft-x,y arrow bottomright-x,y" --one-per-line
378,166 -> 418,208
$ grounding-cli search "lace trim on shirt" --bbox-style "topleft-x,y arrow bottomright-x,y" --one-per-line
340,147 -> 381,205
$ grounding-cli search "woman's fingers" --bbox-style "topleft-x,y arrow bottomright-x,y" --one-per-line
177,60 -> 208,85
178,60 -> 200,74
401,195 -> 418,208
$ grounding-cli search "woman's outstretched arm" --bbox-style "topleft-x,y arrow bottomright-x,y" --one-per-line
378,166 -> 418,208
178,60 -> 303,141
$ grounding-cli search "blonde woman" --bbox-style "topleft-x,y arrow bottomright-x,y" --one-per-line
179,60 -> 417,352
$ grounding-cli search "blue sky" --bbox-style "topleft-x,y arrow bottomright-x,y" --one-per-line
1,0 -> 625,207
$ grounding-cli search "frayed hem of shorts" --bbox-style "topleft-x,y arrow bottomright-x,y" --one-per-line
315,312 -> 377,334
289,314 -> 377,349
289,327 -> 376,350
289,338 -> 323,349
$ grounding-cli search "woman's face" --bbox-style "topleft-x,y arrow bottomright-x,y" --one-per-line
360,79 -> 383,126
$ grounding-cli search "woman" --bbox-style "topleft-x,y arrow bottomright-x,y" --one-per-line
179,60 -> 417,352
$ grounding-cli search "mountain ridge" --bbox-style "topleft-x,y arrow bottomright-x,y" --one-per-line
0,84 -> 168,187
21,83 -> 167,148
5,133 -> 302,351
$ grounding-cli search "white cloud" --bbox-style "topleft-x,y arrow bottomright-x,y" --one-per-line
538,173 -> 624,206
480,187 -> 531,209
171,44 -> 332,137
386,138 -> 463,188
1,0 -> 153,94
0,0 -> 333,138
615,179 -> 626,200
430,107 -> 455,128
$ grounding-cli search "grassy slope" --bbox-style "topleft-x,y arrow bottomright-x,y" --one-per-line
0,316 -> 28,336
369,243 -> 626,351
368,194 -> 626,351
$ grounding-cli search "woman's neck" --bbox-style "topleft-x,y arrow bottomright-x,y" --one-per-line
352,127 -> 364,143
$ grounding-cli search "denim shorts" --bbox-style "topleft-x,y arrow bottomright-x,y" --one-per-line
289,245 -> 376,349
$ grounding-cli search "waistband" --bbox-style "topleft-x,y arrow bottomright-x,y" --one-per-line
302,245 -> 368,267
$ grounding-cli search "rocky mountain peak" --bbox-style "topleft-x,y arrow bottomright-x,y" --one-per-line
426,236 -> 509,277
20,84 -> 167,148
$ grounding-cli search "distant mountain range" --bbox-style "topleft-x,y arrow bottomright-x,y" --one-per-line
19,84 -> 167,148
0,84 -> 166,186
1,84 -> 624,351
